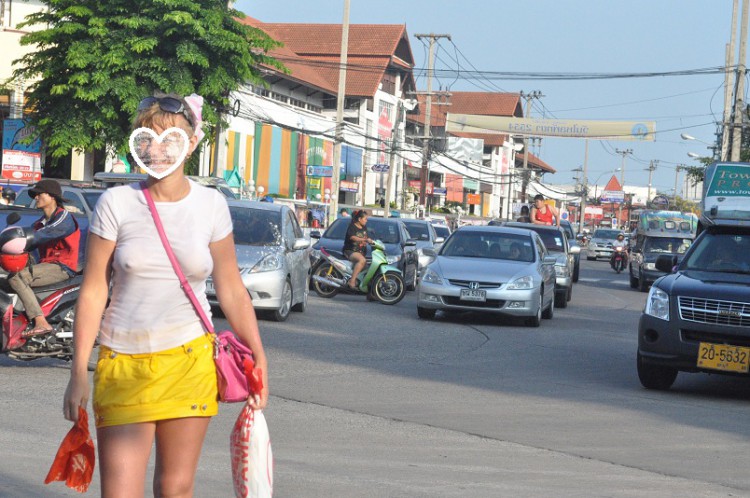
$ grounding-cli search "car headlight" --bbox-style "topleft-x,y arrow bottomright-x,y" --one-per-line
507,275 -> 533,290
644,286 -> 670,321
386,254 -> 401,264
555,265 -> 569,277
249,254 -> 282,273
421,267 -> 443,285
643,262 -> 656,270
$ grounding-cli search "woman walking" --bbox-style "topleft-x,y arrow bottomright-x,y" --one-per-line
63,93 -> 268,497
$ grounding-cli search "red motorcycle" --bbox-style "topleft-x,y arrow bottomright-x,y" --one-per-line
611,246 -> 627,274
0,213 -> 97,369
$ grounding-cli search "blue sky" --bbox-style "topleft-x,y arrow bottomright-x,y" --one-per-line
237,0 -> 736,195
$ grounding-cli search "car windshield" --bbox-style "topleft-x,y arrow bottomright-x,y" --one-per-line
682,232 -> 750,273
644,237 -> 692,254
523,227 -> 564,252
323,218 -> 401,244
433,225 -> 450,238
594,229 -> 621,239
82,192 -> 104,210
440,231 -> 535,262
402,221 -> 430,241
230,207 -> 282,246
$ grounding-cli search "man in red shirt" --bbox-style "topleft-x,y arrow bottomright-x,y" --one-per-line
7,179 -> 80,336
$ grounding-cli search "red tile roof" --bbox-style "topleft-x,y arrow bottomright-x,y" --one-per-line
516,152 -> 556,174
409,92 -> 523,127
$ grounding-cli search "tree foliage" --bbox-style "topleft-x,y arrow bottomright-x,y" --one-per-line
13,0 -> 282,157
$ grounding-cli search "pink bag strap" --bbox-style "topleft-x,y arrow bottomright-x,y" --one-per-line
141,182 -> 215,334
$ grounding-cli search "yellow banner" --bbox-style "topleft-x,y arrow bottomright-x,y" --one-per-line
446,114 -> 656,141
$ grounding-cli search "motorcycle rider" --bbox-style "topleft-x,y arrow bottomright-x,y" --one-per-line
2,179 -> 80,336
610,232 -> 628,269
343,209 -> 373,291
0,187 -> 16,205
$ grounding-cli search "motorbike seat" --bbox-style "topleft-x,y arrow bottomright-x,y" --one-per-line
32,275 -> 84,293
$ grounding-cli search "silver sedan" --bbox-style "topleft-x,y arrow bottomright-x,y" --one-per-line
206,200 -> 311,321
417,226 -> 557,327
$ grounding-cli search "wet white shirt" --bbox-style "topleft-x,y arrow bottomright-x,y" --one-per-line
89,180 -> 232,353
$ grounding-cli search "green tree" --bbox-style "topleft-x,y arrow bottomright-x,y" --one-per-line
13,0 -> 281,158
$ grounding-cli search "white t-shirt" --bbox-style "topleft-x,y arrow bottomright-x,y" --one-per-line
90,180 -> 233,353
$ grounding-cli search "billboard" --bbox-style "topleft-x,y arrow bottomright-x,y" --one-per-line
447,136 -> 483,163
2,119 -> 43,183
600,190 -> 625,203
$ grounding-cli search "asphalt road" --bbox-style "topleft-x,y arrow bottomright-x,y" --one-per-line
2,258 -> 750,497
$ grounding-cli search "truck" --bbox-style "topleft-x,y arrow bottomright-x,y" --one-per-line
628,210 -> 698,292
636,162 -> 750,390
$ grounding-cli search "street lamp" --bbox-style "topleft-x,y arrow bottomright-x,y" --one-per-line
245,179 -> 256,200
687,152 -> 703,159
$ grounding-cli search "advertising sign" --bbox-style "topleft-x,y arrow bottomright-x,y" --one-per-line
371,164 -> 390,173
306,165 -> 333,177
2,119 -> 43,183
705,164 -> 750,197
433,187 -> 447,195
650,195 -> 670,208
447,136 -> 483,163
408,180 -> 433,194
467,193 -> 481,205
446,114 -> 656,141
340,180 -> 359,192
600,190 -> 625,203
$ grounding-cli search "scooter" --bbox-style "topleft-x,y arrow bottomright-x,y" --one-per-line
611,246 -> 627,274
0,213 -> 97,370
311,240 -> 406,305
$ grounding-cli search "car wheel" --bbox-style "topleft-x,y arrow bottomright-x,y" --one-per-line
542,293 -> 554,319
526,293 -> 542,327
637,352 -> 677,390
417,306 -> 436,319
270,278 -> 292,322
566,284 -> 572,302
406,263 -> 418,291
638,270 -> 649,292
291,277 -> 308,312
554,289 -> 568,309
572,262 -> 580,283
629,266 -> 638,288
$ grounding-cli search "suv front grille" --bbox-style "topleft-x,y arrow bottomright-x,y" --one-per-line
448,279 -> 502,289
678,297 -> 750,328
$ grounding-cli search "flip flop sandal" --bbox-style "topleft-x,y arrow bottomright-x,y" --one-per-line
22,326 -> 53,338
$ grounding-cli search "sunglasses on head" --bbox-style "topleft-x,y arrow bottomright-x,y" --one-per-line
137,96 -> 194,127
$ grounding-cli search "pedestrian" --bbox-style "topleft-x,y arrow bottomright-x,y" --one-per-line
516,205 -> 531,223
62,92 -> 268,497
339,207 -> 350,218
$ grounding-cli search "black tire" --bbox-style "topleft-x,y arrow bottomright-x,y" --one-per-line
312,263 -> 341,298
638,270 -> 649,292
526,293 -> 542,327
566,284 -> 572,302
372,271 -> 406,305
572,262 -> 580,283
406,263 -> 418,291
554,289 -> 568,309
637,352 -> 677,390
586,254 -> 596,261
542,294 -> 554,319
270,278 -> 292,322
417,306 -> 436,319
629,266 -> 638,288
291,277 -> 308,312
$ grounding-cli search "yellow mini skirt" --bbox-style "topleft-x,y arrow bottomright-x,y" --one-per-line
93,334 -> 218,428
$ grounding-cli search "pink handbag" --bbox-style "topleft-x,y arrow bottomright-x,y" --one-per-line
142,183 -> 255,403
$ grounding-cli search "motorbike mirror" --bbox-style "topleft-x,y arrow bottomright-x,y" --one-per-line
310,230 -> 321,239
6,212 -> 20,225
569,245 -> 581,255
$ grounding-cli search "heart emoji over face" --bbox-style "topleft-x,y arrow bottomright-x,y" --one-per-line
129,127 -> 190,180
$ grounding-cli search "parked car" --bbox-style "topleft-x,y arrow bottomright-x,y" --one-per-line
400,218 -> 445,273
205,200 -> 310,322
16,182 -> 105,221
417,225 -> 557,326
586,228 -> 622,260
310,217 -> 419,290
501,222 -> 579,308
432,224 -> 452,240
92,172 -> 237,199
560,219 -> 581,282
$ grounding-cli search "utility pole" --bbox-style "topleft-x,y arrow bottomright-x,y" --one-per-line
519,90 -> 543,202
384,103 -> 404,214
723,0 -> 739,161
329,0 -> 350,225
579,139 -> 589,231
731,0 -> 749,161
614,148 -> 632,227
674,164 -> 685,201
414,33 -> 450,216
646,160 -> 658,206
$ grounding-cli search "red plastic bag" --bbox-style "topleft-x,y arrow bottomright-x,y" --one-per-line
45,407 -> 95,493
230,404 -> 273,498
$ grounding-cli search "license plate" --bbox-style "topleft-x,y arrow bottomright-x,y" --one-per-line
460,289 -> 486,302
206,280 -> 215,295
697,342 -> 750,373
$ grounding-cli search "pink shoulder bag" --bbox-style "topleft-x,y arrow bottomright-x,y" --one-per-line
142,183 -> 257,403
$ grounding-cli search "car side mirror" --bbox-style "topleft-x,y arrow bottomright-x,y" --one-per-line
569,245 -> 581,255
543,256 -> 557,265
434,236 -> 445,244
655,254 -> 678,273
310,230 -> 321,239
404,239 -> 417,247
293,238 -> 310,250
422,247 -> 437,258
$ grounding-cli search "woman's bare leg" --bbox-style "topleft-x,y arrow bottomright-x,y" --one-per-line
153,417 -> 211,498
349,253 -> 366,288
98,423 -> 156,498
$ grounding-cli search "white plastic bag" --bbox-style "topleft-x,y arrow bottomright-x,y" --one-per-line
231,405 -> 273,498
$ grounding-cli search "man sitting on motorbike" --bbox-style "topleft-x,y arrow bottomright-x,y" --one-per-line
3,180 -> 80,336
343,209 -> 373,291
610,232 -> 628,269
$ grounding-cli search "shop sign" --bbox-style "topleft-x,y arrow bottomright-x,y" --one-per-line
306,165 -> 333,177
2,119 -> 43,183
308,178 -> 322,189
433,187 -> 447,195
467,193 -> 481,205
371,164 -> 390,173
600,190 -> 625,203
408,180 -> 433,194
340,180 -> 359,192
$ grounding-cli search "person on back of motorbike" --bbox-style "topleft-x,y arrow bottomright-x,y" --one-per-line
1,179 -> 80,336
610,232 -> 628,269
343,209 -> 373,291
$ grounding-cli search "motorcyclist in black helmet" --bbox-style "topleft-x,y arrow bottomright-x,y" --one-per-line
0,187 -> 16,206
